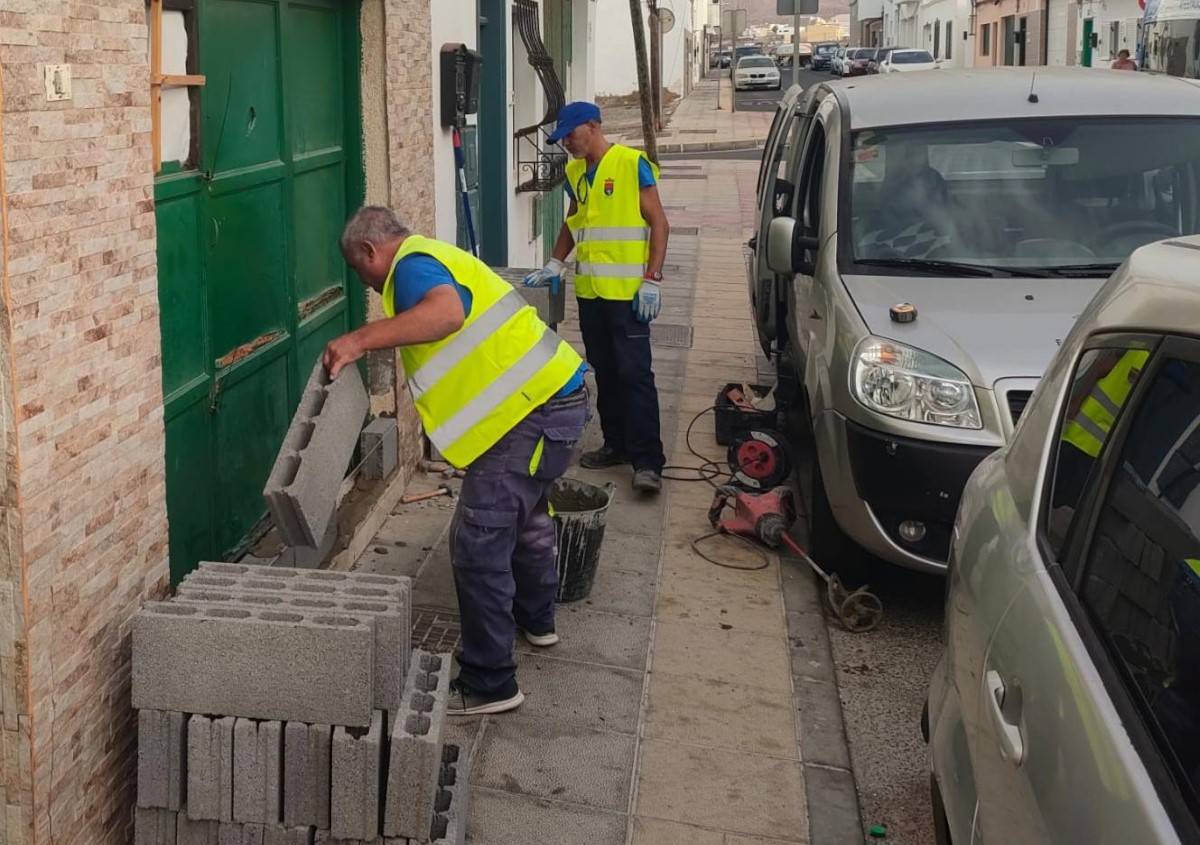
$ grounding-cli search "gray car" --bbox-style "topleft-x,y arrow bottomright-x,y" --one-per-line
926,236 -> 1200,844
748,69 -> 1200,580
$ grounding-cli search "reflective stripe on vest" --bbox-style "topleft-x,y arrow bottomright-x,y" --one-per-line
1061,349 -> 1148,458
379,235 -> 584,467
566,144 -> 657,301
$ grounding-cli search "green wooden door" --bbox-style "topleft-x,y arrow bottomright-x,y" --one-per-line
541,0 -> 572,260
155,0 -> 364,583
1081,18 -> 1095,67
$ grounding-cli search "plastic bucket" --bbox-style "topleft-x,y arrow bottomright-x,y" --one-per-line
550,477 -> 615,603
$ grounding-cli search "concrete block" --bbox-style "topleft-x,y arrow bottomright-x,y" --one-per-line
233,719 -> 283,824
263,825 -> 315,845
190,561 -> 409,597
173,587 -> 410,711
361,417 -> 399,481
134,602 -> 375,727
265,358 -> 370,547
383,651 -> 452,840
331,709 -> 386,841
277,517 -> 338,570
188,715 -> 235,822
430,744 -> 470,845
283,722 -> 332,829
176,808 -> 219,845
139,710 -> 187,810
218,823 -> 265,845
136,807 -> 178,845
182,573 -> 397,603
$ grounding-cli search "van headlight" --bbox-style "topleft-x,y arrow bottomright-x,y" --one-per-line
851,337 -> 981,429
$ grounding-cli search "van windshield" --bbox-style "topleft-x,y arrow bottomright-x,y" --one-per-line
844,119 -> 1200,274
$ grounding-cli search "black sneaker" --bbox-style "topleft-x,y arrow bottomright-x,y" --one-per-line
579,446 -> 630,469
632,469 -> 663,493
446,677 -> 525,717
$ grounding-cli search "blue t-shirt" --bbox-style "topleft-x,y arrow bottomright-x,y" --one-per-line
391,254 -> 586,397
564,158 -> 657,202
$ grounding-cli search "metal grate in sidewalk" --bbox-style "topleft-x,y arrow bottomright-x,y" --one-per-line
411,606 -> 462,653
650,323 -> 694,348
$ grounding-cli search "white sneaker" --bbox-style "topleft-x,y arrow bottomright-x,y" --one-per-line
523,629 -> 560,647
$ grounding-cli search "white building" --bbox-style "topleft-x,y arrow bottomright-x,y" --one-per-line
431,0 -> 597,269
1046,0 -> 1142,67
914,0 -> 974,65
593,0 -> 698,99
851,0 -> 885,46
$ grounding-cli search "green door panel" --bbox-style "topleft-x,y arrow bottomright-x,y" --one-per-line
540,0 -> 570,257
156,189 -> 208,397
154,0 -> 364,582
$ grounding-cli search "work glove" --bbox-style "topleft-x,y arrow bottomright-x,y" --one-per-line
633,277 -> 662,323
523,258 -> 565,295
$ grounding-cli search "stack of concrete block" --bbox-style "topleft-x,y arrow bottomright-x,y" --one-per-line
132,562 -> 468,845
264,358 -> 370,559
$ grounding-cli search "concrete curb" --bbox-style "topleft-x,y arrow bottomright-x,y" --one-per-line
780,554 -> 865,845
623,137 -> 767,155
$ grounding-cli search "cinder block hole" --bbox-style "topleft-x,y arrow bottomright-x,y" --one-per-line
435,789 -> 452,813
240,594 -> 281,606
206,563 -> 248,575
355,575 -> 400,586
440,766 -> 457,787
343,725 -> 371,740
313,616 -> 360,627
344,587 -> 390,599
306,571 -> 348,582
419,654 -> 443,672
148,604 -> 197,616
259,612 -> 305,623
204,608 -> 252,619
430,816 -> 449,841
243,579 -> 288,592
298,389 -> 327,418
412,693 -> 434,713
343,602 -> 388,613
190,575 -> 238,588
293,583 -> 337,595
276,454 -> 302,487
415,673 -> 438,693
442,745 -> 460,764
405,714 -> 431,735
183,590 -> 237,602
291,599 -> 336,609
292,421 -> 316,452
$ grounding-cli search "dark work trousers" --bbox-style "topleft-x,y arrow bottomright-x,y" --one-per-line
577,297 -> 666,473
449,387 -> 589,694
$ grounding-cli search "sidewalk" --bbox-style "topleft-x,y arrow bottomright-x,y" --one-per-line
611,74 -> 776,155
353,158 -> 858,844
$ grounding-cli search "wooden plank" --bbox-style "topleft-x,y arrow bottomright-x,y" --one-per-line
154,73 -> 207,87
151,0 -> 163,172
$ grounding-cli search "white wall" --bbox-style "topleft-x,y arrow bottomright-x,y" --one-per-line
914,0 -> 972,66
430,0 -> 480,244
1046,0 -> 1074,65
1078,0 -> 1143,67
593,0 -> 689,97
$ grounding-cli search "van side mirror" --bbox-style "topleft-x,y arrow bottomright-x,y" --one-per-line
767,217 -> 820,276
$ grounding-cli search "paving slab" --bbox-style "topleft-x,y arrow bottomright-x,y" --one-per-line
644,672 -> 798,758
651,620 -> 792,691
635,739 -> 808,841
512,653 -> 644,734
472,714 -> 636,812
632,817 -> 804,844
573,565 -> 656,618
513,605 -> 650,671
655,569 -> 786,635
464,787 -> 627,845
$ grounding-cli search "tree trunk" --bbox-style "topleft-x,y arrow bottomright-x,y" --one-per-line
648,1 -> 662,130
628,0 -> 658,163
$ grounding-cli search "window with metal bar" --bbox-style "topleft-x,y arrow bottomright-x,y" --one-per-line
513,0 -> 568,192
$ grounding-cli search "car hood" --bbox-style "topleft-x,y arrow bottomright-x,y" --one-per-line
842,274 -> 1105,387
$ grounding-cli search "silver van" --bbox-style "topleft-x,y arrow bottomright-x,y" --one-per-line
748,68 -> 1200,579
926,236 -> 1200,845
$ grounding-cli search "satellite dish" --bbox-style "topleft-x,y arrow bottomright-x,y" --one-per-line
659,9 -> 676,33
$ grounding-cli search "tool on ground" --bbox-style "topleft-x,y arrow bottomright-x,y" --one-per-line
400,483 -> 456,505
706,485 -> 884,633
727,428 -> 792,491
452,128 -> 479,257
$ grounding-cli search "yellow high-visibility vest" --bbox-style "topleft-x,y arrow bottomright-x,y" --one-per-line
1062,350 -> 1149,458
566,144 -> 659,301
381,235 -> 583,468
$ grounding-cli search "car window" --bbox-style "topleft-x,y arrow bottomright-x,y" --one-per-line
893,50 -> 934,63
1044,346 -> 1151,559
799,122 -> 827,235
740,57 -> 777,68
1075,351 -> 1200,819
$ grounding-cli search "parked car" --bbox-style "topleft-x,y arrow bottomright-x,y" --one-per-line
927,236 -> 1200,845
729,44 -> 765,78
867,45 -> 904,73
717,50 -> 733,68
844,47 -> 875,76
709,51 -> 723,68
879,48 -> 937,72
734,55 -> 782,91
745,68 -> 1200,579
811,42 -> 839,70
775,42 -> 813,68
831,45 -> 850,76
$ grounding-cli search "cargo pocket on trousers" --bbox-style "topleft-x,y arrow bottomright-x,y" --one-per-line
453,505 -> 519,572
531,426 -> 581,481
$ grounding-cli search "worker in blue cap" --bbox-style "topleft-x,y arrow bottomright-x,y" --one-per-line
524,101 -> 670,493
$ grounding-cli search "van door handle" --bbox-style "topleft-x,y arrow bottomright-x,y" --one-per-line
985,670 -> 1025,765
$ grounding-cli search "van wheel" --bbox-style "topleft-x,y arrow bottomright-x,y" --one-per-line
808,453 -> 871,588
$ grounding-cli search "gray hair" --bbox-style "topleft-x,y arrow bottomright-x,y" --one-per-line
340,206 -> 411,256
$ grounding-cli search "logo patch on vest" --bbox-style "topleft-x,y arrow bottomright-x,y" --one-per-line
603,178 -> 614,196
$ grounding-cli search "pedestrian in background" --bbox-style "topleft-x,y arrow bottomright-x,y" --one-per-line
525,101 -> 671,493
1112,49 -> 1138,70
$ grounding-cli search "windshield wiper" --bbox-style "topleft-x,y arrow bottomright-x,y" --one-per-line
1022,262 -> 1121,278
855,258 -> 1012,278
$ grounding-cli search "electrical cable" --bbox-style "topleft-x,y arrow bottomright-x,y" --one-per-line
690,530 -> 771,571
660,405 -> 736,486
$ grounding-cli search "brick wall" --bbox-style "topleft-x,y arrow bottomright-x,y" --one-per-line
0,2 -> 170,844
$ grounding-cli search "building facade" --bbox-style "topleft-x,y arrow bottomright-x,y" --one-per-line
975,0 -> 1047,65
593,0 -> 697,99
852,0 -> 886,46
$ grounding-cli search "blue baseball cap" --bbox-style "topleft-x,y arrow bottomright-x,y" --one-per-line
547,101 -> 602,143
